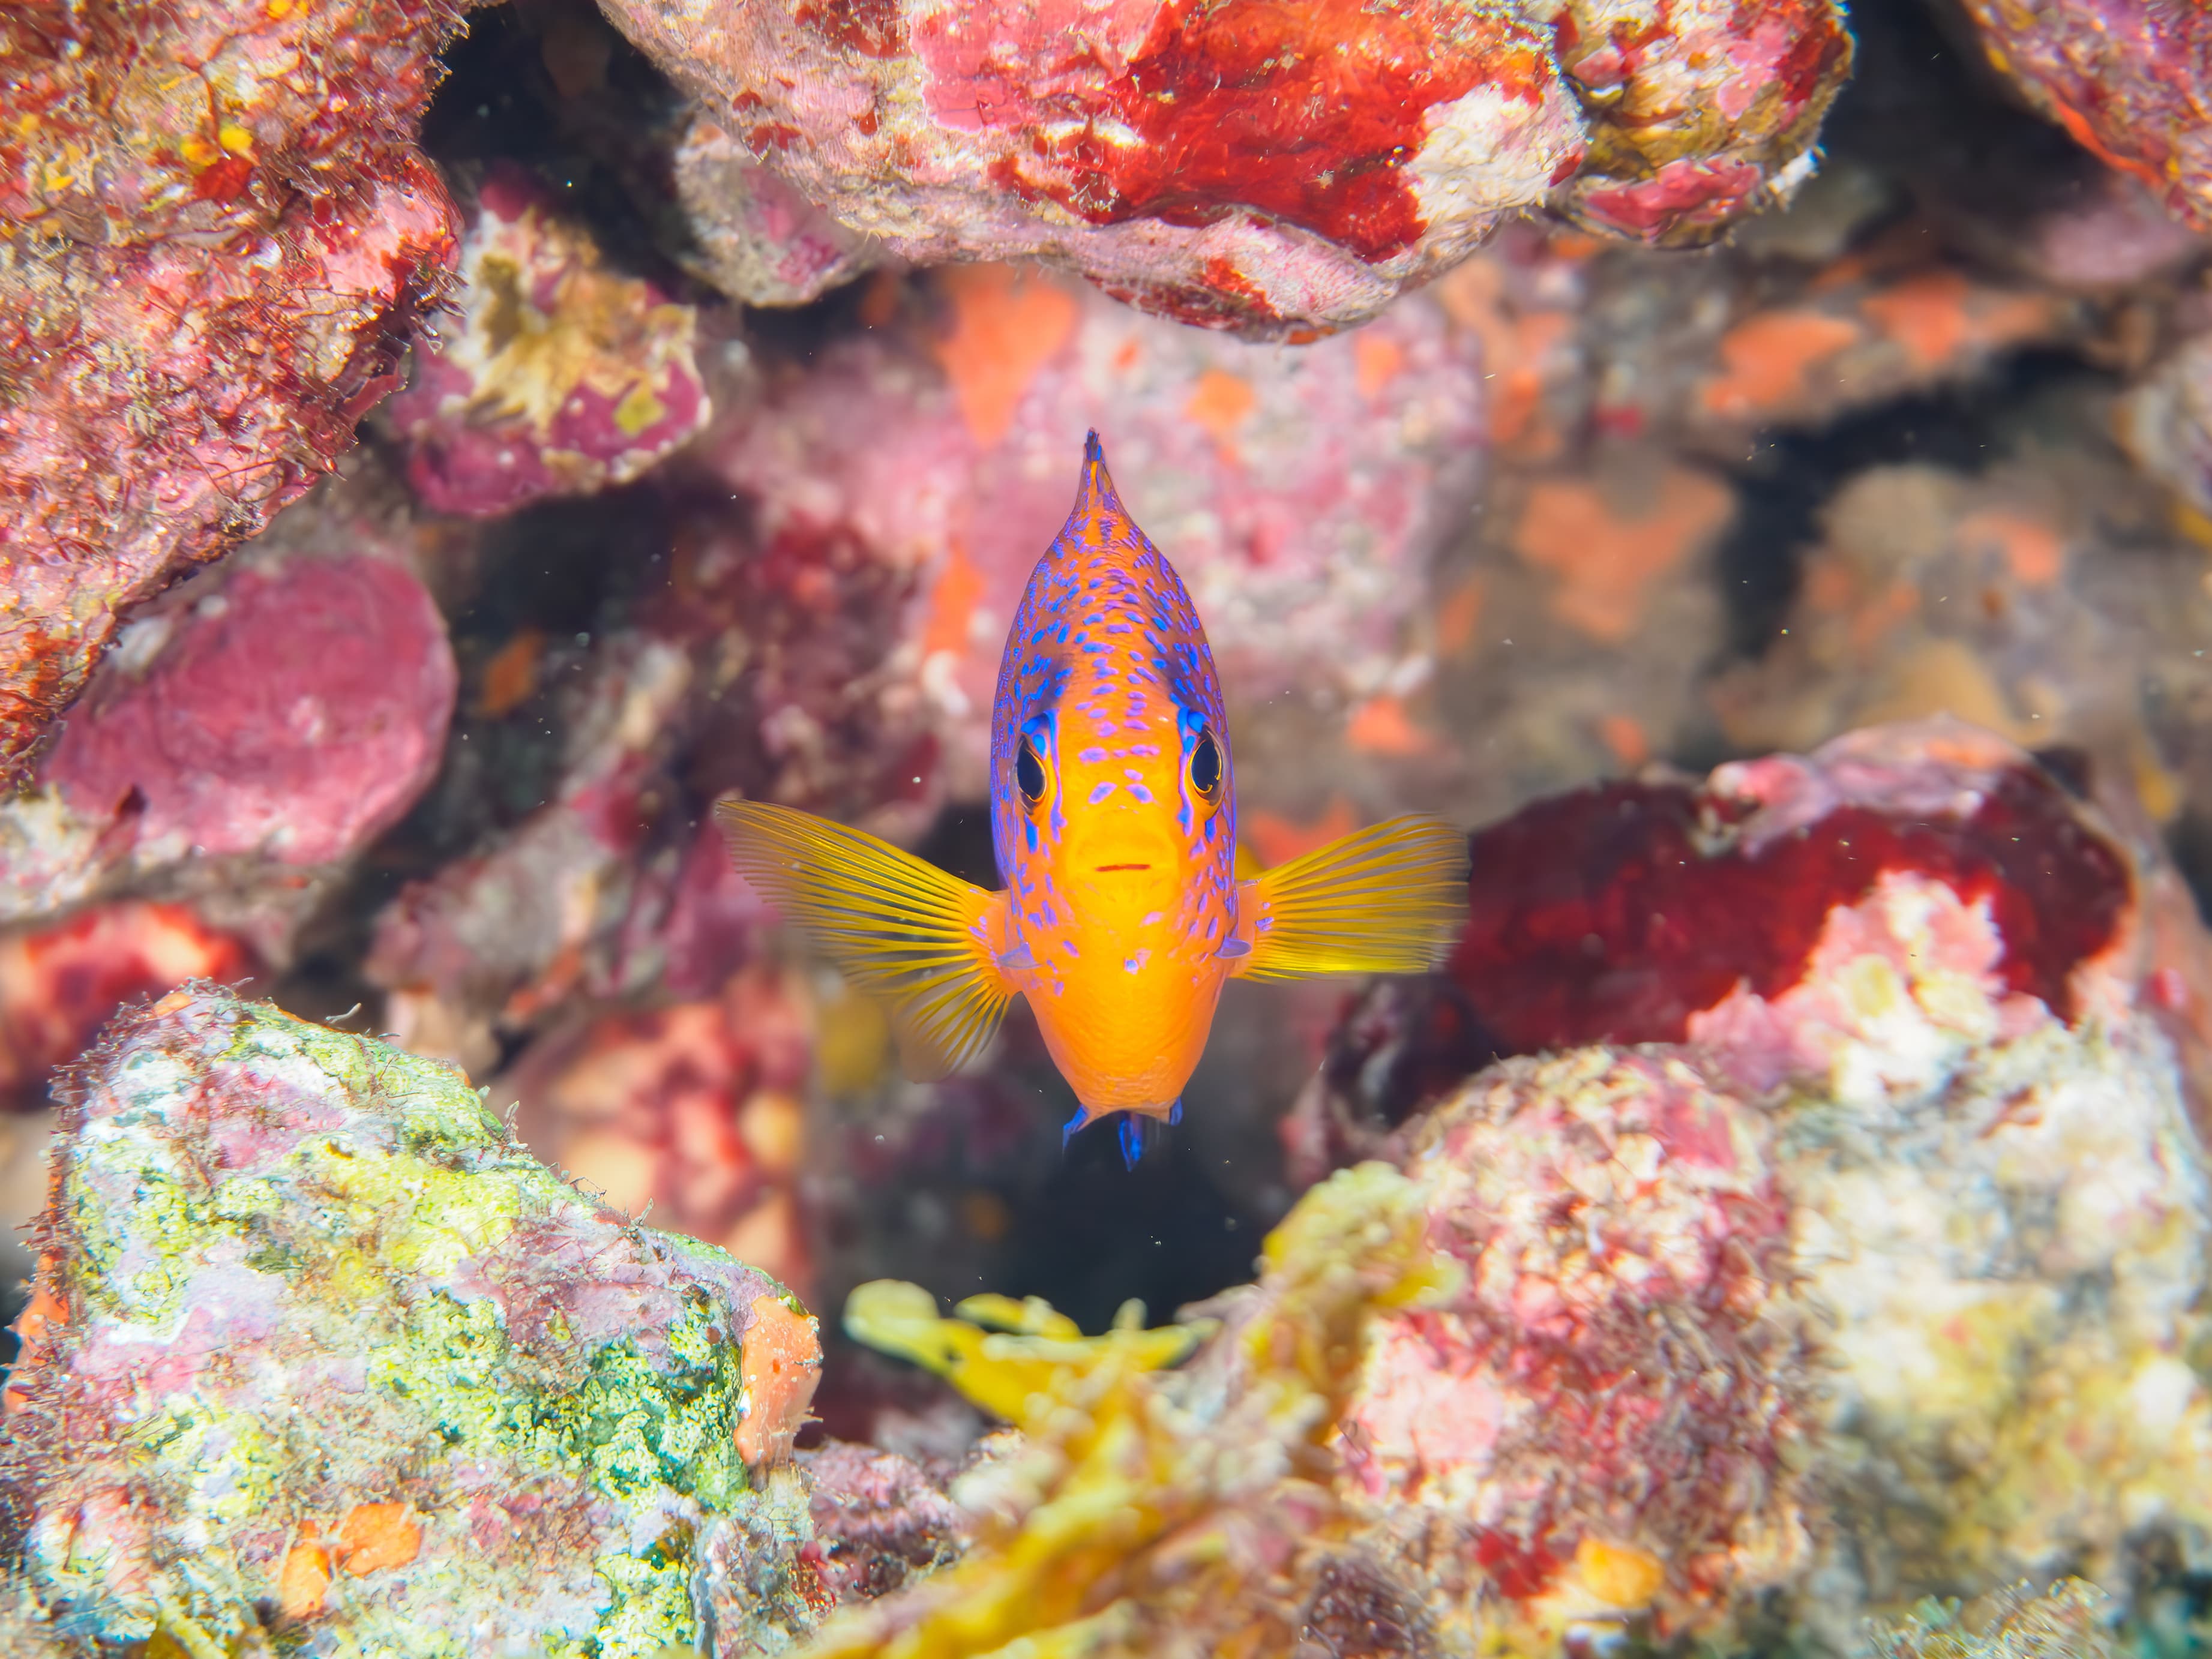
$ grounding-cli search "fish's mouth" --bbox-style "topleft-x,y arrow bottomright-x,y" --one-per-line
1094,862 -> 1152,872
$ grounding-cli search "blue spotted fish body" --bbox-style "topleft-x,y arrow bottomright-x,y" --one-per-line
721,433 -> 1467,1165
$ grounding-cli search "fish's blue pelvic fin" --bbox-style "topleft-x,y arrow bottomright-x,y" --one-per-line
1118,1114 -> 1145,1169
1062,1108 -> 1086,1151
1167,1096 -> 1183,1126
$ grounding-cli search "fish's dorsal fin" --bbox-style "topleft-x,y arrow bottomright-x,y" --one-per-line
1234,815 -> 1468,981
718,799 -> 1014,1080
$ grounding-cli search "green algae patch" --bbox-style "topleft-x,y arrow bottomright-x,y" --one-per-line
2,988 -> 821,1658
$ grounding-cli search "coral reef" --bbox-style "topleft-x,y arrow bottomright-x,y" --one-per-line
819,1160 -> 1452,1658
367,629 -> 696,1074
0,488 -> 452,1114
382,161 -> 714,517
0,517 -> 456,945
1866,1580 -> 2114,1659
0,905 -> 251,1112
0,0 -> 471,782
2120,329 -> 2212,519
789,723 -> 2207,1658
1956,0 -> 2212,233
709,263 -> 1488,796
0,985 -> 820,1655
499,962 -> 816,1294
1288,720 -> 2212,1646
1337,1049 -> 1813,1654
1707,454 -> 2212,829
11,5 -> 2212,1652
670,118 -> 883,307
592,0 -> 1848,334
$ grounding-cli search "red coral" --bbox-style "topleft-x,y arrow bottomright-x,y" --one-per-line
1450,757 -> 2129,1054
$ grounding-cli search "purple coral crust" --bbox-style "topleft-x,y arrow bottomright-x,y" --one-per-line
383,162 -> 712,519
0,0 -> 474,784
1958,0 -> 2212,232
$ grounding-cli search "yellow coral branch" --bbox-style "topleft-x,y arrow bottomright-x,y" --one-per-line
815,1163 -> 1455,1659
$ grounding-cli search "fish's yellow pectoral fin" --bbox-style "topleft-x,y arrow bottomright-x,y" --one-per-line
717,799 -> 1014,1081
1235,814 -> 1468,980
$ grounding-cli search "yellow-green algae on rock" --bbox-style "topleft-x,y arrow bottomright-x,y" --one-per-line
0,986 -> 822,1657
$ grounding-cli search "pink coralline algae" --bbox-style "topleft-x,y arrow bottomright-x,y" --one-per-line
592,0 -> 1849,333
709,265 -> 1488,794
0,985 -> 823,1654
671,118 -> 883,306
1339,1050 -> 1812,1651
41,546 -> 457,878
0,0 -> 470,785
0,512 -> 451,1108
1958,0 -> 2212,232
382,162 -> 713,518
1290,719 -> 2212,1642
0,510 -> 455,964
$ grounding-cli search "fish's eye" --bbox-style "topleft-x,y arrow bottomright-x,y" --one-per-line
1189,727 -> 1222,800
1017,736 -> 1047,808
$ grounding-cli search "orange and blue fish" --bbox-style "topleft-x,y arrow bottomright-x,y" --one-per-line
720,433 -> 1467,1166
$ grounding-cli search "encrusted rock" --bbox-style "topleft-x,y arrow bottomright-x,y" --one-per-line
0,986 -> 822,1655
0,0 -> 472,782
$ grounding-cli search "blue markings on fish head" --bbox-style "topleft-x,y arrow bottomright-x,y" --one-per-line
988,434 -> 1240,991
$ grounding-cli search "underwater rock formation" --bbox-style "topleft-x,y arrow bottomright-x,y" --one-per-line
710,264 -> 1488,796
1956,0 -> 2212,233
1706,458 -> 2212,830
1548,0 -> 1854,248
813,722 -> 2205,1655
498,962 -> 816,1294
367,631 -> 695,1075
1337,1050 -> 1815,1653
382,162 -> 713,518
1285,719 -> 2212,1643
591,0 -> 1849,334
1866,1580 -> 2114,1659
0,0 -> 471,784
0,985 -> 822,1655
2119,329 -> 2212,519
0,501 -> 452,1111
670,117 -> 883,306
0,524 -> 456,941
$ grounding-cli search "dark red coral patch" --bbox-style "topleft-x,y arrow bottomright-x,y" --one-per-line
1450,763 -> 2131,1054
